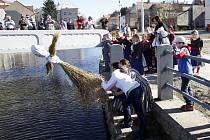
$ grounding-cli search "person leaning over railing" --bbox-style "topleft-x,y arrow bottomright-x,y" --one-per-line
101,62 -> 146,139
173,36 -> 194,111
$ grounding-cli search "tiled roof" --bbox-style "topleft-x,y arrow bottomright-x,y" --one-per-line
0,0 -> 11,4
5,1 -> 34,12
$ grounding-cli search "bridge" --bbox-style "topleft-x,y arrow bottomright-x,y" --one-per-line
0,30 -> 210,140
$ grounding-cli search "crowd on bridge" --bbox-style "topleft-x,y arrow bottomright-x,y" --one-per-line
0,14 -> 97,30
100,15 -> 204,139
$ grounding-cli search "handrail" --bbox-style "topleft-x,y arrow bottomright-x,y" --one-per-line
157,45 -> 210,111
185,55 -> 210,64
167,67 -> 210,87
166,83 -> 210,111
165,49 -> 210,64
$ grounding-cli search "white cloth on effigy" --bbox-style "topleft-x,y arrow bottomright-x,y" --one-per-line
31,44 -> 62,63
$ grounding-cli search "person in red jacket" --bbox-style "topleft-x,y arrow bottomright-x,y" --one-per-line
76,16 -> 85,30
174,36 -> 194,111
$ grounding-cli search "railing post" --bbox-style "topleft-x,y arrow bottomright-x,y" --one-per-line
156,45 -> 173,100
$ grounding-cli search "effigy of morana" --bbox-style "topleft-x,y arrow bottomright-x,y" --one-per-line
31,33 -> 106,103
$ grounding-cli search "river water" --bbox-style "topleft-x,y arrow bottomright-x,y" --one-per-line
0,48 -> 108,140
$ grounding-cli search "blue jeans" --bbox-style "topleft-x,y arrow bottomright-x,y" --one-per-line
123,86 -> 145,139
181,76 -> 193,105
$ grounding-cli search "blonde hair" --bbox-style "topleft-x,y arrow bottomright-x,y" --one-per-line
132,34 -> 140,43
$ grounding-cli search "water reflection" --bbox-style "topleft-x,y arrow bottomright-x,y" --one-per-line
0,48 -> 108,140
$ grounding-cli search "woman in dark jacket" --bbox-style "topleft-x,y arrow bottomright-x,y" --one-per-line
190,30 -> 203,75
130,34 -> 144,75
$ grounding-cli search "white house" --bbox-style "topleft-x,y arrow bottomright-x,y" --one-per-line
56,3 -> 79,23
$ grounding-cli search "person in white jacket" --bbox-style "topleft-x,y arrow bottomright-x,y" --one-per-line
86,16 -> 95,29
101,62 -> 145,139
4,16 -> 15,30
151,16 -> 170,47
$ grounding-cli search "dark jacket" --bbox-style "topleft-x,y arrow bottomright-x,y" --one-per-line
190,37 -> 203,55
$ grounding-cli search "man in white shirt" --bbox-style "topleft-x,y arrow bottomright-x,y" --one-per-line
4,16 -> 15,30
101,62 -> 145,139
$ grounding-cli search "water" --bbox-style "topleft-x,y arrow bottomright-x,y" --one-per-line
0,48 -> 108,140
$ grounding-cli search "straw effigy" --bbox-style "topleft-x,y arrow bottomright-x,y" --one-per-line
32,33 -> 106,104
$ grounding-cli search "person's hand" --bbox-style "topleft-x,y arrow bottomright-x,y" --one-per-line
112,91 -> 123,96
95,87 -> 105,93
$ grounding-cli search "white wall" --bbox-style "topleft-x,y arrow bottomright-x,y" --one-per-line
0,29 -> 108,53
205,0 -> 210,27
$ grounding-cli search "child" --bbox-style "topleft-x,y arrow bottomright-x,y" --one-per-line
190,30 -> 203,75
174,36 -> 194,111
130,34 -> 144,75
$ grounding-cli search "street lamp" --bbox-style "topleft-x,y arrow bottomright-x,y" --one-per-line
119,0 -> 121,31
137,0 -> 144,33
140,0 -> 144,33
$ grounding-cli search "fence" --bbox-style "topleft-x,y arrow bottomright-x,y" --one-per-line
0,29 -> 108,53
156,45 -> 210,111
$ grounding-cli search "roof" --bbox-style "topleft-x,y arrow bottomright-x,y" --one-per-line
4,1 -> 34,15
56,3 -> 78,10
0,0 -> 11,3
26,6 -> 33,11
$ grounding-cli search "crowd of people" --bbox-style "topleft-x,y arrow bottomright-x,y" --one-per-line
0,14 -> 97,30
100,15 -> 204,139
0,13 -> 204,139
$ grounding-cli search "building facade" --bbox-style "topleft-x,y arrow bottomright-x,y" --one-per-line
205,0 -> 210,28
136,2 -> 205,30
4,1 -> 34,28
57,3 -> 79,23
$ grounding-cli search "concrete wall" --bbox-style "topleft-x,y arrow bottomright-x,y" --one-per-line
205,0 -> 210,28
0,29 -> 108,53
192,5 -> 205,28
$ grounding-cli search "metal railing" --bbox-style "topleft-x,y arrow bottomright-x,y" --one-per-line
157,45 -> 210,111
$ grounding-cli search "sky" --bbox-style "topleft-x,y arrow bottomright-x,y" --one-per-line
16,0 -> 138,19
16,0 -> 192,20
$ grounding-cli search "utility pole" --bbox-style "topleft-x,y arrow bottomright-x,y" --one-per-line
119,0 -> 121,31
141,0 -> 144,33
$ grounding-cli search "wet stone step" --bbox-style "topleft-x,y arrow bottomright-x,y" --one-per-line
113,114 -> 138,121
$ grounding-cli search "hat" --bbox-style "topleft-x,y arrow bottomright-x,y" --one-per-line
191,30 -> 199,35
175,36 -> 186,43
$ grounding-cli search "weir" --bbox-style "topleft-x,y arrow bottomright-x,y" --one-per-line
0,30 -> 210,140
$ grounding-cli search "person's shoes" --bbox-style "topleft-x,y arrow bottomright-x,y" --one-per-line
181,104 -> 194,111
